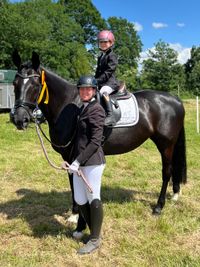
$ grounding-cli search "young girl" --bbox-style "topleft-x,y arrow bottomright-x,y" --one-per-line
95,30 -> 119,126
68,75 -> 106,254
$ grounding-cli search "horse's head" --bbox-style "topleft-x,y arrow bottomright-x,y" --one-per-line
12,50 -> 41,130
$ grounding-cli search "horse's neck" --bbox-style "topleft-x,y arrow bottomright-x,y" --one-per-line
41,69 -> 79,123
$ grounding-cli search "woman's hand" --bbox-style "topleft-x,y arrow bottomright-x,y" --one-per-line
68,160 -> 80,174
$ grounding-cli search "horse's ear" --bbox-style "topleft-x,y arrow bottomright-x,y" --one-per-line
31,51 -> 40,71
12,49 -> 21,70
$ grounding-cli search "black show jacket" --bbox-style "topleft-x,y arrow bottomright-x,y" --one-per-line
95,48 -> 119,90
73,99 -> 106,166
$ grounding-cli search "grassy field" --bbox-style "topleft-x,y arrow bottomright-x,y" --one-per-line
0,100 -> 200,267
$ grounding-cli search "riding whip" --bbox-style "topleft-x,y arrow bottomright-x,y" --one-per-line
61,161 -> 93,193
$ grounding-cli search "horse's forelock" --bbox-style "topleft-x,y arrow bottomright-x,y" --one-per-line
20,61 -> 33,71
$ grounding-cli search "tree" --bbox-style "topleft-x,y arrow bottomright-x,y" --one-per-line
0,1 -> 22,68
0,0 -> 92,80
0,0 -> 8,6
185,46 -> 200,94
140,40 -> 186,92
60,0 -> 107,46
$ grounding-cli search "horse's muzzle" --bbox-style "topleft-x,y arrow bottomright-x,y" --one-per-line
15,116 -> 30,130
11,106 -> 32,130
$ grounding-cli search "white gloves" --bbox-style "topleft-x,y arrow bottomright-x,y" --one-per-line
68,160 -> 80,174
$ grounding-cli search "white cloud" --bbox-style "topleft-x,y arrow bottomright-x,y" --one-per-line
139,50 -> 151,63
169,43 -> 191,64
152,22 -> 168,29
139,43 -> 191,65
177,22 -> 185,27
138,50 -> 152,72
133,22 -> 143,32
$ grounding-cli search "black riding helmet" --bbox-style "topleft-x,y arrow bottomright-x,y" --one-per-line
77,75 -> 97,89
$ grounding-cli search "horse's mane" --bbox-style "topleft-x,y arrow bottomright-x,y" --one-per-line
20,60 -> 76,90
42,67 -> 76,89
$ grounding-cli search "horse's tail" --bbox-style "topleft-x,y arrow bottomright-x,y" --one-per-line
172,125 -> 187,184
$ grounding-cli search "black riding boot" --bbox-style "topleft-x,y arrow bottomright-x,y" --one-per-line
102,93 -> 116,126
77,199 -> 103,255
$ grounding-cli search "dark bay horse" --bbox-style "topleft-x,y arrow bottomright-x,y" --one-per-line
11,51 -> 187,219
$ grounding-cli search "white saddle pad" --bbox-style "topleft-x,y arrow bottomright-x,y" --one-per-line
113,94 -> 139,128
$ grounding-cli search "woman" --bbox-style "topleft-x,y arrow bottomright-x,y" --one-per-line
68,75 -> 106,255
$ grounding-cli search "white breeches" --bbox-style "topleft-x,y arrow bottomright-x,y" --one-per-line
73,164 -> 105,205
100,85 -> 114,95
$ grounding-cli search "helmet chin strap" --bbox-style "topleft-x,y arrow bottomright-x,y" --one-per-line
82,97 -> 95,103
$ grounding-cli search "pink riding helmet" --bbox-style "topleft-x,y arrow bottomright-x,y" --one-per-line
97,30 -> 115,44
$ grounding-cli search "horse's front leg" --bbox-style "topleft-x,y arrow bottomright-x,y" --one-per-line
153,150 -> 172,215
68,173 -> 79,214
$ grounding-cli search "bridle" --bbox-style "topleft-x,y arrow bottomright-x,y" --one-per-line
13,72 -> 41,119
14,70 -> 76,149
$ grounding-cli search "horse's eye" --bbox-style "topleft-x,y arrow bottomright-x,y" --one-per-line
32,77 -> 40,85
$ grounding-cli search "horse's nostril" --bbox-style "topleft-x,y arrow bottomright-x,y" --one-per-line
15,117 -> 30,130
21,117 -> 29,129
23,117 -> 29,123
16,122 -> 24,130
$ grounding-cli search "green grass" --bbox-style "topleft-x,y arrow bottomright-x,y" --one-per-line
0,99 -> 200,267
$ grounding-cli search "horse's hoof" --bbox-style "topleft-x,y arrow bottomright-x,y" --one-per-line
172,189 -> 181,201
172,193 -> 179,201
67,213 -> 79,223
152,206 -> 162,215
72,230 -> 84,240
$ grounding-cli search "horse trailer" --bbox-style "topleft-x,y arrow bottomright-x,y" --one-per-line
0,70 -> 16,111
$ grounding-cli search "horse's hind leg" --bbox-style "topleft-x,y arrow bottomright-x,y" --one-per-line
153,145 -> 174,215
171,176 -> 181,201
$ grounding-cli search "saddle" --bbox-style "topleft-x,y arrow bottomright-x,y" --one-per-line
97,82 -> 139,128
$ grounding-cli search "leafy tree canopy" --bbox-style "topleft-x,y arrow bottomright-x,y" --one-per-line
185,46 -> 200,94
0,0 -> 92,80
140,40 -> 186,92
60,0 -> 107,46
2,0 -> 199,94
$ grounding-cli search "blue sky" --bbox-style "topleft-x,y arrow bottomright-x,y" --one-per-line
10,0 -> 200,63
92,0 -> 200,63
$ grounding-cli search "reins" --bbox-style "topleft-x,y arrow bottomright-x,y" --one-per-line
35,121 -> 63,170
35,120 -> 93,193
35,69 -> 76,149
35,119 -> 76,148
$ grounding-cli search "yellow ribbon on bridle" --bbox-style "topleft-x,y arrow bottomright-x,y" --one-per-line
37,70 -> 49,104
